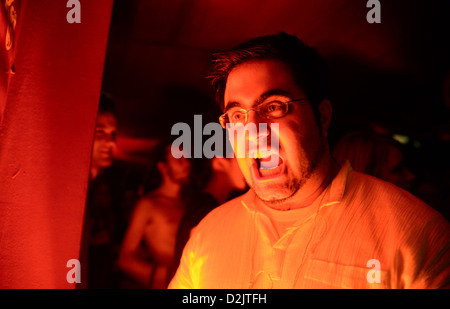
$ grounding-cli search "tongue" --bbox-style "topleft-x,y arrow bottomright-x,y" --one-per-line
259,154 -> 280,169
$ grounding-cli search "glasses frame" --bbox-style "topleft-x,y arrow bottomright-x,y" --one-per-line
219,97 -> 308,129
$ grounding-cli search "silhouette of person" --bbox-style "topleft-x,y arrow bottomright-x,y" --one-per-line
78,93 -> 119,289
332,130 -> 416,191
118,138 -> 191,288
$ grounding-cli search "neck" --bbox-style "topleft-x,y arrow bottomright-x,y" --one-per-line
156,176 -> 183,199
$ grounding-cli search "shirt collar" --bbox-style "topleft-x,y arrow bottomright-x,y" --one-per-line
322,160 -> 352,207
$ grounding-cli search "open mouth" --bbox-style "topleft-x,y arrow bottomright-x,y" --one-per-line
252,153 -> 285,180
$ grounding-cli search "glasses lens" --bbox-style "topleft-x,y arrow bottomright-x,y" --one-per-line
261,101 -> 288,118
229,109 -> 246,124
219,114 -> 228,128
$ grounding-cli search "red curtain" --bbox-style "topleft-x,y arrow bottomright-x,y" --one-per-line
0,0 -> 113,288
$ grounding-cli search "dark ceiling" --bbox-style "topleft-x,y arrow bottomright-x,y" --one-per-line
100,0 -> 450,164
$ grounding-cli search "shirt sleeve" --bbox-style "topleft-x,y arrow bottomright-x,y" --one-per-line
168,224 -> 201,289
393,214 -> 450,288
168,238 -> 194,289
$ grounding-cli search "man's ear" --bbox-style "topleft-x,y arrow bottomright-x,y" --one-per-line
318,99 -> 332,137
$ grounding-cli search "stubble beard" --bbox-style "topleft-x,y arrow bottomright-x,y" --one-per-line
251,137 -> 326,208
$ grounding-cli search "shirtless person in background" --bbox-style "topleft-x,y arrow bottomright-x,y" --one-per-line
118,140 -> 191,288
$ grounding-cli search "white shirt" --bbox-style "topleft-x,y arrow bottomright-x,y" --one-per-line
169,162 -> 450,288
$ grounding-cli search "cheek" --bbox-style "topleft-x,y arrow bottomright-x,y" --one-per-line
228,127 -> 248,159
277,118 -> 321,166
277,120 -> 305,157
92,140 -> 102,153
175,163 -> 187,174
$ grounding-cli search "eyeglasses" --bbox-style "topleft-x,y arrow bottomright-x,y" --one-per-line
219,98 -> 308,129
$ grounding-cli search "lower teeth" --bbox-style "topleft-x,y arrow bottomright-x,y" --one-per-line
259,165 -> 281,177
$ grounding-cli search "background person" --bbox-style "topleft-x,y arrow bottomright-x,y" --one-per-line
332,130 -> 416,191
79,93 -> 120,289
118,138 -> 191,289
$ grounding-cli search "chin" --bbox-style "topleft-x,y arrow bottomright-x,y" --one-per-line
253,181 -> 301,205
100,160 -> 113,169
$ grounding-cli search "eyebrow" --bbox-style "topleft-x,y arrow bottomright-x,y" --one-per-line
224,88 -> 293,113
223,101 -> 241,113
255,89 -> 293,105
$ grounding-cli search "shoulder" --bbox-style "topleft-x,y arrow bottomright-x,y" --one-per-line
345,170 -> 449,234
349,170 -> 430,209
132,193 -> 161,214
347,172 -> 450,288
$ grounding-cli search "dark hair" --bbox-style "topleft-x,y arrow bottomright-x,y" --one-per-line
150,137 -> 174,165
98,92 -> 116,115
141,138 -> 175,193
208,32 -> 331,119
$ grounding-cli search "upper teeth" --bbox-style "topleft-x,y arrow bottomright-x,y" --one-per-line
249,149 -> 273,159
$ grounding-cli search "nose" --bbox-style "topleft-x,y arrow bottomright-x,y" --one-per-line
104,133 -> 117,149
245,109 -> 262,125
246,113 -> 277,158
246,112 -> 270,143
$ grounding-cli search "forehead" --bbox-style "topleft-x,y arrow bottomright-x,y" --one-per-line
96,112 -> 117,129
224,59 -> 301,108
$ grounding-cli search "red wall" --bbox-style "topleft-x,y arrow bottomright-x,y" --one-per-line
0,0 -> 113,288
